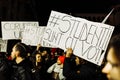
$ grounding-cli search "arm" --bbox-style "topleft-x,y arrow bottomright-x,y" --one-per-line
47,63 -> 56,73
36,44 -> 41,51
63,48 -> 77,79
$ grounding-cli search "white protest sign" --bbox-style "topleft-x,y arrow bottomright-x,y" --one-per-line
41,40 -> 56,47
22,26 -> 45,46
22,26 -> 56,47
42,11 -> 114,65
0,38 -> 7,52
1,21 -> 39,40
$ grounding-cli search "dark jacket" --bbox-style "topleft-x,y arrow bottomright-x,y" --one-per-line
32,62 -> 48,80
0,58 -> 10,80
10,59 -> 33,80
63,57 -> 97,80
0,52 -> 10,80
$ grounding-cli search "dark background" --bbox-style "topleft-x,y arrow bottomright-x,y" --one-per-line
0,0 -> 120,25
1,0 -> 120,54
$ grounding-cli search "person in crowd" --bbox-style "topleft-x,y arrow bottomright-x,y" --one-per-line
50,48 -> 58,64
50,48 -> 65,66
102,34 -> 120,80
95,58 -> 108,80
31,51 -> 48,80
47,55 -> 66,80
63,48 -> 97,80
10,42 -> 33,80
33,44 -> 49,61
0,52 -> 10,80
33,44 -> 52,68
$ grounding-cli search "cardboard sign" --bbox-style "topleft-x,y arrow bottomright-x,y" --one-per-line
42,11 -> 114,65
22,26 -> 56,47
22,26 -> 45,46
1,21 -> 39,40
0,38 -> 7,52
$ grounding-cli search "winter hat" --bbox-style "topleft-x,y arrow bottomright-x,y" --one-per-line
58,56 -> 65,64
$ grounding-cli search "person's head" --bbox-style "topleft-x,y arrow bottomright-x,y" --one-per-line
11,42 -> 28,60
41,50 -> 47,56
27,45 -> 32,57
35,52 -> 42,63
102,34 -> 120,80
57,56 -> 65,65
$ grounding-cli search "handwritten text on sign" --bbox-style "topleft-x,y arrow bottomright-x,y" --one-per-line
22,26 -> 56,47
43,11 -> 114,65
22,26 -> 45,46
1,21 -> 39,40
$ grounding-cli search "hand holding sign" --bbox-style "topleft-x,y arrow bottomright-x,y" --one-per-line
36,44 -> 41,51
66,48 -> 73,58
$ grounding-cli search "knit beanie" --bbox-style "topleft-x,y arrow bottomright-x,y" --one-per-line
58,56 -> 65,64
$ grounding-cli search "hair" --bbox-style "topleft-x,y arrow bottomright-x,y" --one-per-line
14,42 -> 29,58
35,51 -> 42,59
109,34 -> 120,61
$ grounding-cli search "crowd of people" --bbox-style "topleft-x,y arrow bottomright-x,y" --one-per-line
1,34 -> 120,80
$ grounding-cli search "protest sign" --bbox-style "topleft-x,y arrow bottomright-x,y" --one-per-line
22,26 -> 45,46
0,38 -> 7,52
1,21 -> 39,40
42,11 -> 114,65
22,26 -> 56,47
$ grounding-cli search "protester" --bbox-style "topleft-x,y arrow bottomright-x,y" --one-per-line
63,48 -> 97,80
102,34 -> 120,80
10,42 -> 33,80
0,52 -> 10,80
31,51 -> 47,80
47,55 -> 66,80
33,44 -> 52,69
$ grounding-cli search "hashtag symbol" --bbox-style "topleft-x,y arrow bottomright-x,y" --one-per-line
48,15 -> 60,27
